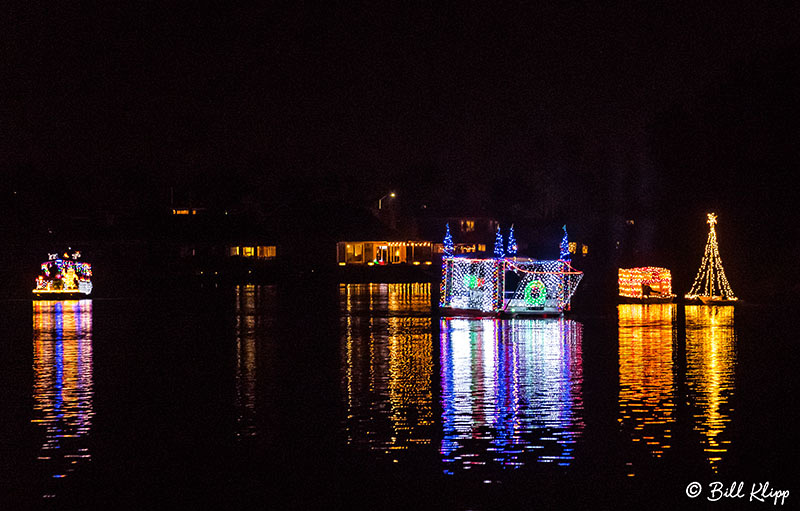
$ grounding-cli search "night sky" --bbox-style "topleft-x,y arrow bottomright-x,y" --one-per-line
3,3 -> 799,297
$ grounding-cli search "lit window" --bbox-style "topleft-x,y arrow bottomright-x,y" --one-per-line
582,244 -> 588,255
256,246 -> 276,258
243,247 -> 255,257
568,242 -> 577,254
477,244 -> 486,252
230,246 -> 240,256
173,209 -> 190,215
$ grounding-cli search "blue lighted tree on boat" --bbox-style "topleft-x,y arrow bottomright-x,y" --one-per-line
443,223 -> 454,256
493,226 -> 505,258
507,224 -> 517,256
560,225 -> 571,263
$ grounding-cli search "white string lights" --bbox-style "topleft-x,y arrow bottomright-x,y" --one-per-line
685,213 -> 737,301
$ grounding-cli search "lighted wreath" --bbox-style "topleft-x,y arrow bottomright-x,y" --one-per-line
464,275 -> 485,289
523,280 -> 546,307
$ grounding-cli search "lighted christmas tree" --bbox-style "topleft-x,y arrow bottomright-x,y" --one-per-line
507,224 -> 517,256
493,226 -> 505,258
443,223 -> 454,256
560,225 -> 571,263
685,213 -> 737,301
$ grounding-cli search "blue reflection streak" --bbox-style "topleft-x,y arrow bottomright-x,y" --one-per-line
440,317 -> 584,473
54,302 -> 64,423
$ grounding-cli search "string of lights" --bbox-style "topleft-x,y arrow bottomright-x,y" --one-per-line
685,213 -> 736,300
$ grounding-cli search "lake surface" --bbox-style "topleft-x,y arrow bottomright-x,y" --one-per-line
1,283 -> 796,508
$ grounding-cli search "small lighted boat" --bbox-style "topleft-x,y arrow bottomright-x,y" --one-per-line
32,251 -> 93,299
439,256 -> 583,317
684,213 -> 737,305
618,267 -> 676,303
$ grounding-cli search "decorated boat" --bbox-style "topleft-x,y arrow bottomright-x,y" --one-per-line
618,267 -> 676,303
685,213 -> 737,305
438,224 -> 583,316
439,256 -> 583,316
33,250 -> 93,299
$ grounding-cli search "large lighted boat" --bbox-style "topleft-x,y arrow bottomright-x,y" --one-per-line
439,256 -> 583,316
618,267 -> 676,303
32,251 -> 93,299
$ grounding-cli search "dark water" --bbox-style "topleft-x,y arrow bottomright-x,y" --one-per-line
1,284 -> 797,508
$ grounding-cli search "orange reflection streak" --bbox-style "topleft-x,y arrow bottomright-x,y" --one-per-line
235,285 -> 258,439
685,305 -> 736,473
31,300 -> 94,487
234,284 -> 278,440
341,283 -> 433,459
618,304 -> 676,476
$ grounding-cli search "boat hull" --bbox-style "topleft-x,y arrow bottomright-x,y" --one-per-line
32,291 -> 91,300
697,296 -> 737,305
619,295 -> 675,304
439,306 -> 565,318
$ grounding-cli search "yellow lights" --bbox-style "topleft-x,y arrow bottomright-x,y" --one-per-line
367,262 -> 374,266
339,262 -> 346,266
173,209 -> 190,215
686,213 -> 736,301
568,241 -> 577,254
413,261 -> 420,265
424,261 -> 432,265
618,304 -> 677,470
341,284 -> 433,455
619,267 -> 674,299
389,192 -> 396,198
338,240 -> 434,266
230,245 -> 276,259
685,305 -> 736,472
32,300 -> 94,481
581,244 -> 588,256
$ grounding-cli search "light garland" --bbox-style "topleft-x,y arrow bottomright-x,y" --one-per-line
506,259 -> 583,310
493,226 -> 505,258
507,224 -> 518,256
440,258 -> 504,312
440,257 -> 583,313
560,225 -> 571,263
618,267 -> 674,299
34,254 -> 92,295
685,213 -> 737,300
523,280 -> 546,306
443,223 -> 454,256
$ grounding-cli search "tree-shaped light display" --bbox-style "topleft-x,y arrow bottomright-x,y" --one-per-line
493,226 -> 505,258
685,213 -> 737,301
443,223 -> 454,256
560,225 -> 571,262
507,224 -> 518,256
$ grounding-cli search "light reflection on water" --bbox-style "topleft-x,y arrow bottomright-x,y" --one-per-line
440,317 -> 584,474
31,300 -> 94,495
336,285 -> 741,481
340,283 -> 434,459
617,304 -> 677,476
234,284 -> 278,440
685,305 -> 736,473
338,283 -> 585,474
